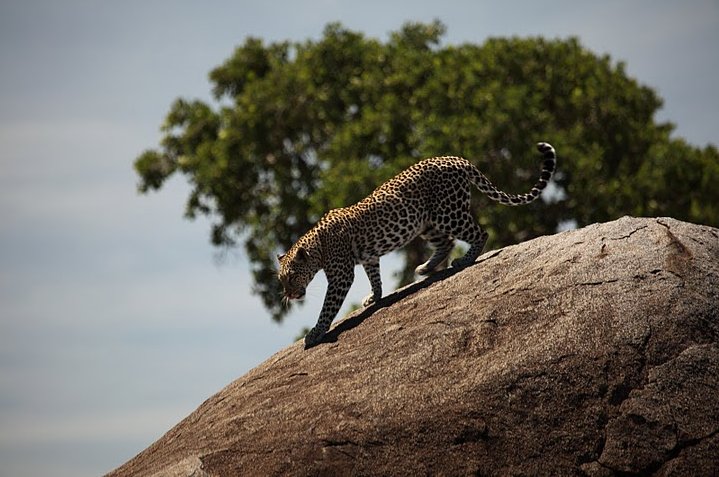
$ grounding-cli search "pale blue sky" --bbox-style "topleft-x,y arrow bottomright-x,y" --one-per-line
0,1 -> 717,475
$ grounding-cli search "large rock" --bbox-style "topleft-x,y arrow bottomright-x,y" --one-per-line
108,217 -> 719,476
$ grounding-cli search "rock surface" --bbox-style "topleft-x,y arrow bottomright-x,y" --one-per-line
108,217 -> 719,477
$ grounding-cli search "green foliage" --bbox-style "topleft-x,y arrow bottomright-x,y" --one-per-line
134,21 -> 719,322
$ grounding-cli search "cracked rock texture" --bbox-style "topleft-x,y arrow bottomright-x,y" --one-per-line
107,217 -> 719,476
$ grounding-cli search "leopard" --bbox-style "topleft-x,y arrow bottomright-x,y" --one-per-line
278,142 -> 556,348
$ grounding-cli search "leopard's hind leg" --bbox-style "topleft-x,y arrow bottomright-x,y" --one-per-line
449,213 -> 488,269
433,210 -> 487,270
415,227 -> 455,275
429,178 -> 488,270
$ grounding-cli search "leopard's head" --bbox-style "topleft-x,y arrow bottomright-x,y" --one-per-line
277,246 -> 317,301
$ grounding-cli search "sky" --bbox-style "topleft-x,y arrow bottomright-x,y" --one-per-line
0,1 -> 717,475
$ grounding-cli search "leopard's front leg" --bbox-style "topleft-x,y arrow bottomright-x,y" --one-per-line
361,259 -> 382,307
304,262 -> 354,348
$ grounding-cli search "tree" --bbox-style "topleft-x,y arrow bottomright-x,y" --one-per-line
135,21 -> 719,322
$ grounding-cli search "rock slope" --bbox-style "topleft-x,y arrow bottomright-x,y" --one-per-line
108,217 -> 719,476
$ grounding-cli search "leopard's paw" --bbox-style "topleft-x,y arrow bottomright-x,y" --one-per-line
362,293 -> 380,307
415,262 -> 435,276
304,327 -> 326,349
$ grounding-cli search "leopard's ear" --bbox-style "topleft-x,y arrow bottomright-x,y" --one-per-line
296,247 -> 309,262
277,253 -> 286,262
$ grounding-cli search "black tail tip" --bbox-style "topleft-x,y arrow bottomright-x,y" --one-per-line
536,142 -> 555,155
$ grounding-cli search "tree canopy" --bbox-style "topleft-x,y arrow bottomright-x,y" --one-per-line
135,21 -> 719,321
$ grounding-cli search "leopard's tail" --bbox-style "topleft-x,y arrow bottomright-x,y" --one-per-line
468,142 -> 556,206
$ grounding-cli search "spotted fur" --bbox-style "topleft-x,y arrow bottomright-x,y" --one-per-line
278,142 -> 557,348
